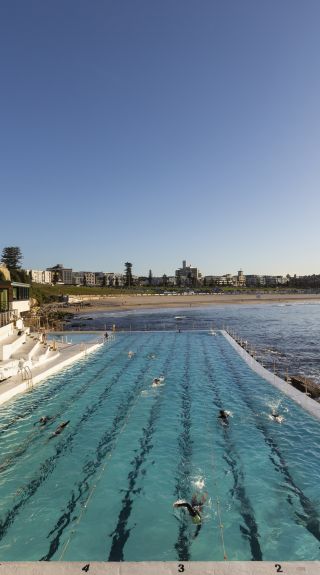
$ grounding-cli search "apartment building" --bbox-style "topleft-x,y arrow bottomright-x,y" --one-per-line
46,264 -> 73,284
175,260 -> 201,286
26,269 -> 53,284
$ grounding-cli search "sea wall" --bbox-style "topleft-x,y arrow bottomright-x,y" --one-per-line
221,330 -> 320,421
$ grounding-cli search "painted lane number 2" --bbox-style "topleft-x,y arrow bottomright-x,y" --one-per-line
275,564 -> 283,573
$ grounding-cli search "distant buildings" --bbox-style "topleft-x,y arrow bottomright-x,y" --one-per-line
95,272 -> 124,287
46,264 -> 73,285
0,265 -> 30,329
26,269 -> 53,284
245,275 -> 288,287
175,260 -> 201,287
24,259 -> 290,290
73,271 -> 96,287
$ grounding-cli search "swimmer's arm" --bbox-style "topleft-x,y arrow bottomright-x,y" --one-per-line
174,501 -> 197,517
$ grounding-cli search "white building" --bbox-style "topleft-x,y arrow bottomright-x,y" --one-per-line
94,272 -> 124,287
26,269 -> 52,284
72,272 -> 96,286
175,260 -> 201,286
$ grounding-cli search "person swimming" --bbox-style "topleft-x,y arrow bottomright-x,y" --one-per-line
218,409 -> 230,424
152,376 -> 165,387
34,415 -> 51,426
173,493 -> 207,536
49,420 -> 70,439
174,500 -> 201,523
270,412 -> 283,423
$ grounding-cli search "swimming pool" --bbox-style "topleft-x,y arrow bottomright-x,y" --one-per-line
0,331 -> 319,561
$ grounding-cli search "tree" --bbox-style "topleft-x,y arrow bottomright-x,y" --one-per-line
52,271 -> 60,284
148,269 -> 153,286
162,274 -> 168,287
1,246 -> 23,270
124,262 -> 133,288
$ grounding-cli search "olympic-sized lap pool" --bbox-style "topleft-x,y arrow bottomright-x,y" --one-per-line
0,331 -> 319,561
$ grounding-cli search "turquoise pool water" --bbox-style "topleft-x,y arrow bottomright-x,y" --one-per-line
47,332 -> 101,344
0,331 -> 319,561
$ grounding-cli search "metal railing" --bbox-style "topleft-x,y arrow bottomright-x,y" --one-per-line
0,310 -> 14,328
20,365 -> 33,390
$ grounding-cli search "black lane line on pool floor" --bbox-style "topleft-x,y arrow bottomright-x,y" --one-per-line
108,335 -> 177,561
0,335 -> 154,545
173,333 -> 193,562
0,336 -> 124,435
201,337 -> 263,561
217,337 -> 320,546
40,334 -> 169,561
0,337 -> 139,476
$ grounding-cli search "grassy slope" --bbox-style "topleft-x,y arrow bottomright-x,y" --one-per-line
30,283 -> 292,305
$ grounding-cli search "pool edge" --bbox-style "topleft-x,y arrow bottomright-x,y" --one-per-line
0,561 -> 318,574
221,330 -> 320,421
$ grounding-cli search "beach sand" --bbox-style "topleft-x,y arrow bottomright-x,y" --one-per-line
58,292 -> 320,315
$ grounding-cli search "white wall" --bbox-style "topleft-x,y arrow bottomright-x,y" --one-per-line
11,301 -> 30,315
0,322 -> 14,343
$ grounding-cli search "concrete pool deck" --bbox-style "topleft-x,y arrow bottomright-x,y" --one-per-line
0,333 -> 106,406
0,561 -> 319,574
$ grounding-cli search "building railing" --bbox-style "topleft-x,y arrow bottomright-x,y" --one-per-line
0,310 -> 14,328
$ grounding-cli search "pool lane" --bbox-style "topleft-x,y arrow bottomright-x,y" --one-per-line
39,334 -> 169,560
0,337 -> 137,477
215,334 -> 320,560
0,335 -> 152,559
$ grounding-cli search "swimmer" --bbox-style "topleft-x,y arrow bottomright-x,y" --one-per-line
174,493 -> 207,535
34,415 -> 51,426
152,376 -> 165,387
270,412 -> 284,423
128,351 -> 134,358
218,410 -> 230,424
173,500 -> 201,523
49,420 -> 70,439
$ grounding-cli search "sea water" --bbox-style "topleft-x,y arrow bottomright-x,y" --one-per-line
71,302 -> 320,385
0,331 -> 319,561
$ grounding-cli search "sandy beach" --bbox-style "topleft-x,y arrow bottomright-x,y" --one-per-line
58,292 -> 320,315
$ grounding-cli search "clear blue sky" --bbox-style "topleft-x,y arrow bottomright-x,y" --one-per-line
1,0 -> 320,277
